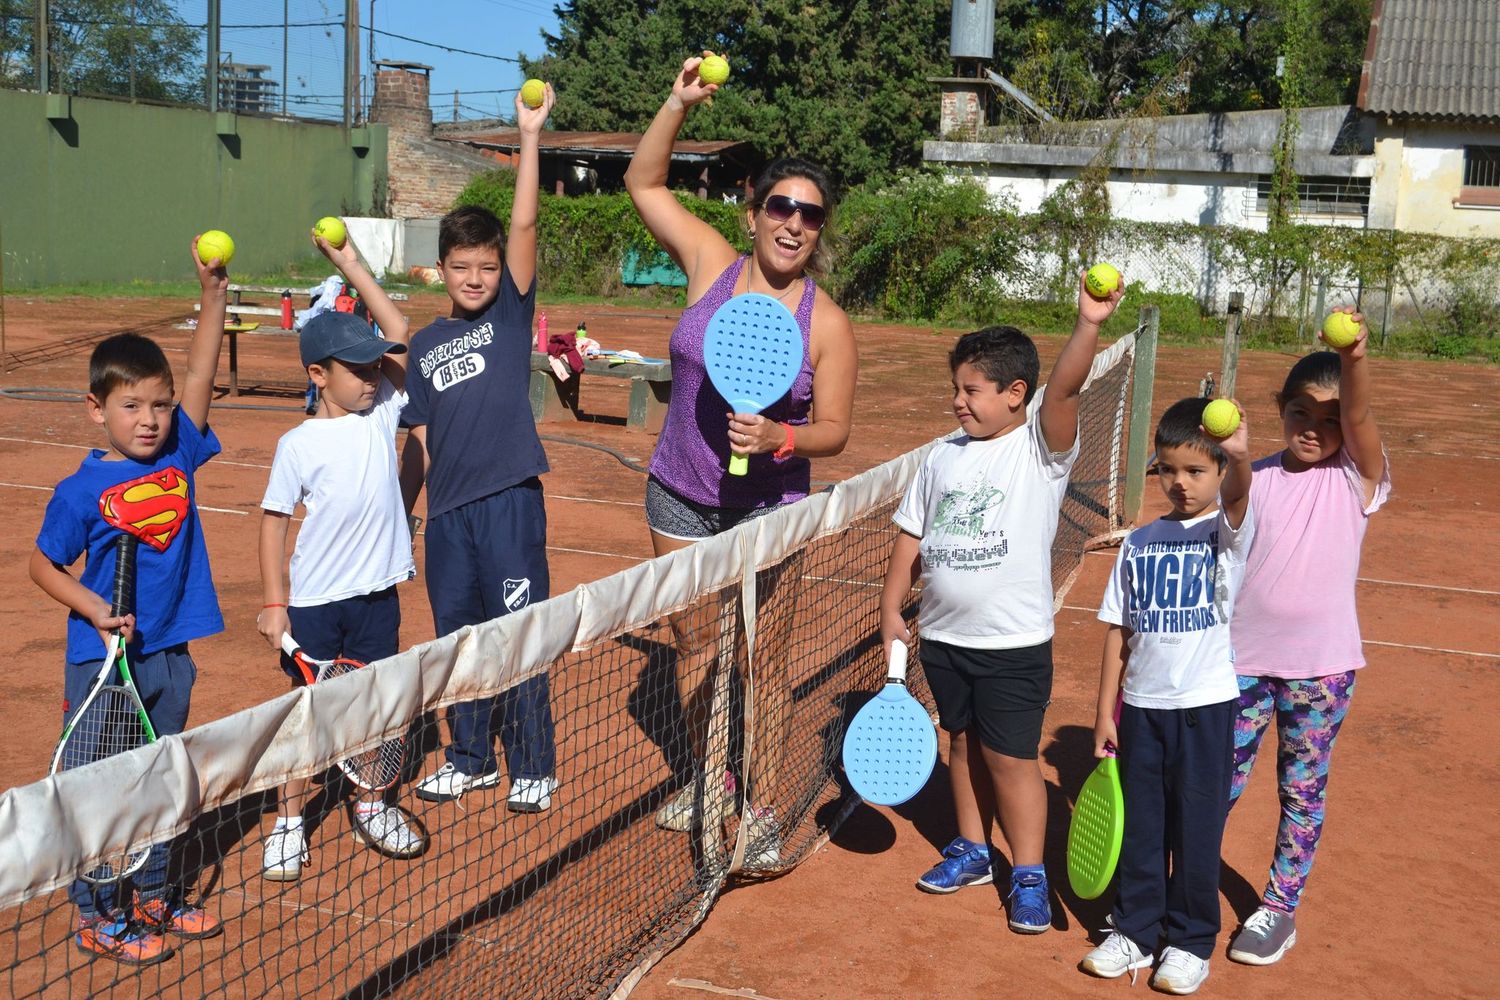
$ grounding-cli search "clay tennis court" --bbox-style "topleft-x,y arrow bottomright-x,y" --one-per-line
0,294 -> 1494,997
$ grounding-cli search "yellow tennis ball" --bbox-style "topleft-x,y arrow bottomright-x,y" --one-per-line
699,55 -> 730,86
1085,262 -> 1120,298
313,216 -> 347,249
1322,311 -> 1360,348
1202,399 -> 1240,439
198,230 -> 235,266
520,79 -> 546,109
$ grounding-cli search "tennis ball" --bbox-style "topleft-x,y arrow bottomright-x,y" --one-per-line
698,55 -> 730,86
1085,262 -> 1120,298
1322,311 -> 1360,349
1202,399 -> 1240,439
520,79 -> 546,109
313,216 -> 347,249
197,230 -> 234,266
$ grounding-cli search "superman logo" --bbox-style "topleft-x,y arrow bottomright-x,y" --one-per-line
98,467 -> 190,552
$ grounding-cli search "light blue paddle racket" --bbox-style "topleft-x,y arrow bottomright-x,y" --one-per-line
702,292 -> 804,476
842,640 -> 938,806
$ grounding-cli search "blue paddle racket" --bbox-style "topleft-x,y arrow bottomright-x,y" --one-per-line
702,292 -> 804,476
842,640 -> 938,806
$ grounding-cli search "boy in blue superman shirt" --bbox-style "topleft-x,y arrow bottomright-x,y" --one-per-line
28,237 -> 230,966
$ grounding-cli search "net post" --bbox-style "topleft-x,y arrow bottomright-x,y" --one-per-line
1219,291 -> 1243,398
1123,305 -> 1158,525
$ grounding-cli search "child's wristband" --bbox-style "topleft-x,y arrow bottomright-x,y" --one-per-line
262,603 -> 288,609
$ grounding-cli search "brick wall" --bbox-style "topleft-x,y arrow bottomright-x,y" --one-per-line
374,67 -> 509,219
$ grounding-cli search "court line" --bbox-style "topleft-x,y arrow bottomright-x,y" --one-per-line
1060,605 -> 1497,659
0,435 -> 270,469
0,481 -> 248,516
1084,549 -> 1499,597
548,545 -> 643,560
551,494 -> 645,508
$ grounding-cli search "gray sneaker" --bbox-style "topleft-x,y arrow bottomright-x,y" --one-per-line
1228,906 -> 1297,965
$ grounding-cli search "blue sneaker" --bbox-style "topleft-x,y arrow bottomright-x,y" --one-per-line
1007,869 -> 1052,933
916,837 -> 993,894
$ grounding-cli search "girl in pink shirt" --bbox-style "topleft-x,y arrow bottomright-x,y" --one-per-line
1225,309 -> 1390,967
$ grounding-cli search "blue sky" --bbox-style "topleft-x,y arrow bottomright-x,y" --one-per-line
178,1 -> 560,121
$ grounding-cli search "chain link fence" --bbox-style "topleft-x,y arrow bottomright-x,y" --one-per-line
2,1 -> 356,122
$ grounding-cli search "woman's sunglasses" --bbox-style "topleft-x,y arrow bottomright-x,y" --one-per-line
761,194 -> 827,231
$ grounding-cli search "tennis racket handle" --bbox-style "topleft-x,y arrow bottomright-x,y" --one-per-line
280,633 -> 300,658
888,639 -> 909,684
110,534 -> 137,618
728,452 -> 749,476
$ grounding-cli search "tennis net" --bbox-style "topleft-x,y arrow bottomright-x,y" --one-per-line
0,330 -> 1146,999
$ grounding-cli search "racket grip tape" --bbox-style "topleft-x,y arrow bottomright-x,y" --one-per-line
111,534 -> 138,618
728,452 -> 749,476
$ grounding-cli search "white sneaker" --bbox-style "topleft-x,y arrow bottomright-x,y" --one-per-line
655,772 -> 737,832
352,805 -> 426,859
506,776 -> 559,813
743,805 -> 781,870
262,827 -> 308,882
1151,946 -> 1209,995
1080,931 -> 1152,983
414,762 -> 501,803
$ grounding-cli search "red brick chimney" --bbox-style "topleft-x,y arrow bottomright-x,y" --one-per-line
371,61 -> 434,139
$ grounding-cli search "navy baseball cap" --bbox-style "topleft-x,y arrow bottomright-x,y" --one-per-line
299,311 -> 407,367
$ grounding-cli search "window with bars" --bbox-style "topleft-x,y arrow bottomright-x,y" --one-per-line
1250,176 -> 1371,217
1463,146 -> 1500,189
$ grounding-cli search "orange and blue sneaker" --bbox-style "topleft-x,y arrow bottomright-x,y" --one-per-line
134,897 -> 223,940
75,914 -> 173,965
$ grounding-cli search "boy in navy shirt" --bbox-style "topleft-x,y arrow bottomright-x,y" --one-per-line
405,85 -> 558,810
29,238 -> 230,965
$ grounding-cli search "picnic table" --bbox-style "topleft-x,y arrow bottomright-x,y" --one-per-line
529,351 -> 672,433
195,284 -> 409,396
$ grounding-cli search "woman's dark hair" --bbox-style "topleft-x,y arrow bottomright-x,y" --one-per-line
949,326 -> 1040,405
439,205 -> 505,262
90,333 -> 173,400
1155,397 -> 1226,470
1276,350 -> 1341,410
747,157 -> 837,276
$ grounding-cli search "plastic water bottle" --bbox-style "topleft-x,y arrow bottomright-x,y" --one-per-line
537,311 -> 548,352
575,320 -> 587,341
280,290 -> 293,330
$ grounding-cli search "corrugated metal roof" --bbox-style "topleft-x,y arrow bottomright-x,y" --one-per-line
1359,0 -> 1500,122
438,129 -> 750,158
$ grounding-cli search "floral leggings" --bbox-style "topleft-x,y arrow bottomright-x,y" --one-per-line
1228,671 -> 1357,913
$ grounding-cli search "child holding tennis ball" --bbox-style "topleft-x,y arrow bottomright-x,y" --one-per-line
29,236 -> 231,964
1223,308 -> 1390,966
1080,397 -> 1252,994
403,83 -> 560,811
879,270 -> 1122,934
257,229 -> 418,880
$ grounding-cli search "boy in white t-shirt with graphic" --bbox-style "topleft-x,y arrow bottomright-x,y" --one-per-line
880,275 -> 1122,935
255,233 -> 419,880
1080,397 -> 1253,995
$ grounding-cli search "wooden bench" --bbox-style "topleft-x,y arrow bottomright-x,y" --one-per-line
193,285 -> 411,397
529,351 -> 672,433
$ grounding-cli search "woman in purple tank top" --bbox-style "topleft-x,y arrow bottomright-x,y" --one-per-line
625,52 -> 857,864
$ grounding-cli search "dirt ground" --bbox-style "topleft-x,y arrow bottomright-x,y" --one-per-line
1,293 -> 1496,999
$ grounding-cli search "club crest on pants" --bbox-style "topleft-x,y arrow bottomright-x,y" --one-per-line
503,578 -> 531,613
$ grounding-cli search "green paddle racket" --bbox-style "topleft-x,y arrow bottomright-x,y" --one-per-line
1066,744 -> 1124,900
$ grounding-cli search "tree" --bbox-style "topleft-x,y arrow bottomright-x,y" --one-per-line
2,0 -> 203,103
521,0 -> 952,191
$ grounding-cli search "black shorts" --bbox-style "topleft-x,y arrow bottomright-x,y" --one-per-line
280,587 -> 401,687
919,638 -> 1053,759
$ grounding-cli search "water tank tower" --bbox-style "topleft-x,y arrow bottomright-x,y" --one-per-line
938,0 -> 996,139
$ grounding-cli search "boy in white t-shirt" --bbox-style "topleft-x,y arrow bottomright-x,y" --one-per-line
880,274 -> 1122,935
1080,397 -> 1252,995
255,233 -> 418,880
